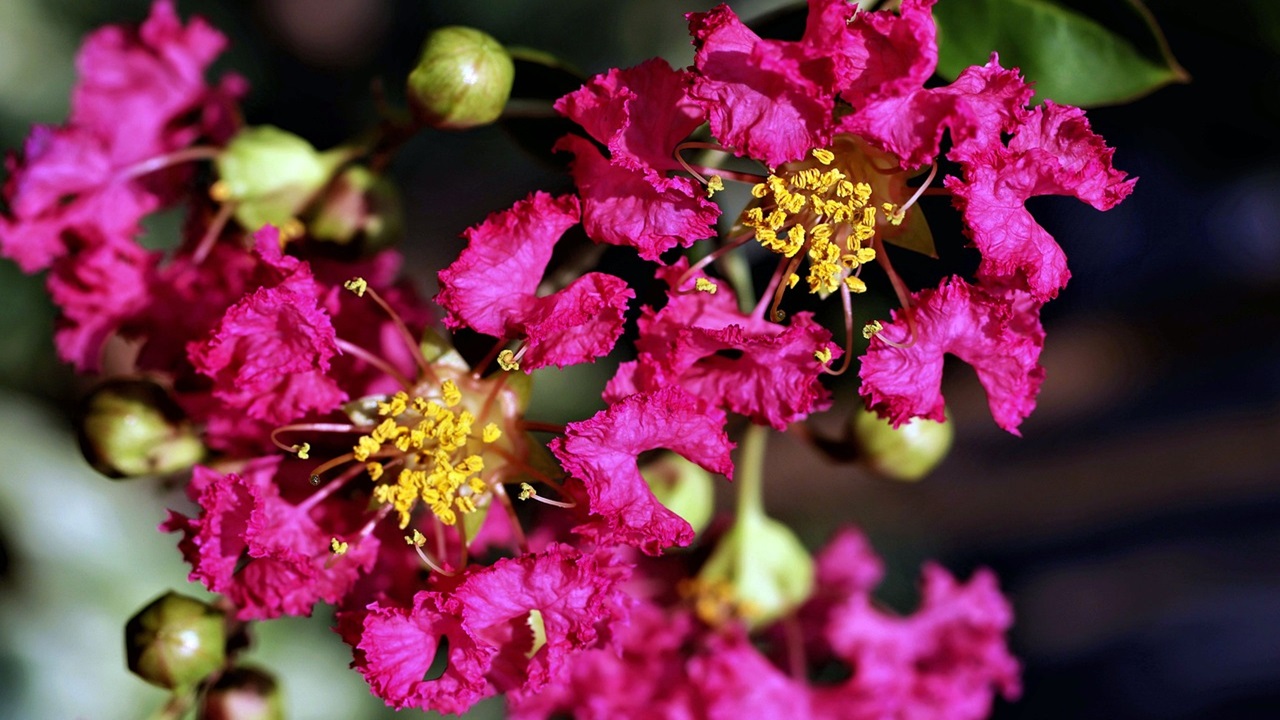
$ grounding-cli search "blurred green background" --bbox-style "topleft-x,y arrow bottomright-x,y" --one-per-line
2,1 -> 1279,718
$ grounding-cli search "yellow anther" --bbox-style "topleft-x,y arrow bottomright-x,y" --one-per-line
343,277 -> 369,297
814,347 -> 833,364
766,209 -> 788,230
441,380 -> 462,408
377,391 -> 408,417
280,218 -> 306,241
353,435 -> 381,462
294,443 -> 311,460
406,529 -> 426,547
519,482 -> 536,500
695,277 -> 718,294
208,180 -> 232,202
812,148 -> 835,165
482,423 -> 502,443
845,276 -> 868,293
330,538 -> 349,556
787,273 -> 800,289
751,183 -> 769,198
497,349 -> 520,372
366,462 -> 384,481
863,320 -> 884,339
706,175 -> 725,197
455,496 -> 477,515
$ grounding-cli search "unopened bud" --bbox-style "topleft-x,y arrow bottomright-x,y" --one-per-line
77,379 -> 205,479
641,452 -> 714,537
199,666 -> 284,720
852,406 -> 953,482
696,513 -> 814,630
407,26 -> 513,129
307,165 -> 403,252
215,125 -> 347,232
125,591 -> 226,691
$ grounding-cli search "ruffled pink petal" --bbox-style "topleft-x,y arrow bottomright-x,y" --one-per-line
519,271 -> 633,370
858,277 -> 1045,435
71,0 -> 230,162
341,591 -> 494,714
456,546 -> 628,695
550,387 -> 734,555
556,134 -> 717,261
949,101 -> 1136,299
437,191 -> 580,337
605,262 -> 836,429
688,630 -> 810,720
843,57 -> 1033,170
162,460 -> 377,620
47,238 -> 157,371
188,272 -> 346,426
555,58 -> 703,175
836,0 -> 940,106
688,4 -> 836,166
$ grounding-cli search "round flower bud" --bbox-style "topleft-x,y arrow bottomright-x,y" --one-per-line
125,591 -> 226,691
307,165 -> 403,253
215,125 -> 347,232
852,406 -> 953,482
77,379 -> 205,479
199,666 -> 284,720
641,452 -> 714,537
696,513 -> 814,630
407,26 -> 514,130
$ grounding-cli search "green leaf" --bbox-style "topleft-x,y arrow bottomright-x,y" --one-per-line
934,0 -> 1188,107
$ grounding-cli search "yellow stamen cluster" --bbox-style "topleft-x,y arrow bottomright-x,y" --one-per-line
678,578 -> 761,627
744,147 -> 879,295
356,384 -> 503,528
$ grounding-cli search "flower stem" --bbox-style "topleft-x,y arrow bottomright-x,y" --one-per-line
736,423 -> 769,521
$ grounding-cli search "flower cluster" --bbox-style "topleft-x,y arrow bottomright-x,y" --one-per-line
0,0 -> 1136,717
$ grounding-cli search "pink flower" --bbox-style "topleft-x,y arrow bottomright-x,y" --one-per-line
436,192 -> 634,370
859,277 -> 1046,434
187,227 -> 347,429
46,237 -> 157,371
555,59 -> 719,260
0,0 -> 241,273
605,260 -> 837,429
550,387 -> 735,555
341,546 -> 628,715
162,460 -> 379,620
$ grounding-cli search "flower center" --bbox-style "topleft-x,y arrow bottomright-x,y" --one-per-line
356,378 -> 505,529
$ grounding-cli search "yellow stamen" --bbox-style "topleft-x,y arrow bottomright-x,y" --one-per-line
862,320 -> 884,339
209,180 -> 231,202
695,277 -> 718,294
497,349 -> 520,371
519,482 -> 536,501
814,347 -> 832,364
706,175 -> 725,197
344,277 -> 369,297
330,538 -> 349,556
294,442 -> 310,460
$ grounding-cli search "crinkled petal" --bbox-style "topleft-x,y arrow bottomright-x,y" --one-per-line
555,58 -> 703,175
341,591 -> 494,714
47,238 -> 157,371
556,134 -> 717,261
948,101 -> 1136,299
550,387 -> 734,554
688,4 -> 836,166
858,277 -> 1045,434
520,271 -> 633,370
605,261 -> 836,429
836,0 -> 940,106
437,191 -> 579,337
456,546 -> 628,695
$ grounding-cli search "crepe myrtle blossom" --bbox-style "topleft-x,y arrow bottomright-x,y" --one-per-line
547,0 -> 1132,433
510,527 -> 1019,720
0,0 -> 244,371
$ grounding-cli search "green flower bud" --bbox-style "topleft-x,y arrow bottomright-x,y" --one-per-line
77,379 -> 205,479
695,513 -> 814,630
125,591 -> 226,691
407,26 -> 514,130
641,452 -> 714,537
852,406 -> 953,482
214,125 -> 348,233
199,666 -> 284,720
307,165 -> 403,252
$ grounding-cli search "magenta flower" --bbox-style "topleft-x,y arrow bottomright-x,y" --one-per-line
550,387 -> 735,555
437,191 -> 634,370
341,546 -> 628,714
859,277 -> 1045,434
605,260 -> 838,430
554,58 -> 720,260
163,460 -> 379,620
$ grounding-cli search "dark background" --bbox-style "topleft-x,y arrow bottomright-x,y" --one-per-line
0,1 -> 1276,718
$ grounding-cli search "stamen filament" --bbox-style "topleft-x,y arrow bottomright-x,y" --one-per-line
359,285 -> 439,384
190,201 -> 236,265
270,422 -> 365,454
299,460 -> 366,513
674,232 -> 753,294
821,279 -> 857,376
335,338 -> 414,390
897,163 -> 938,214
492,481 -> 530,554
118,146 -> 222,183
519,420 -> 566,434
